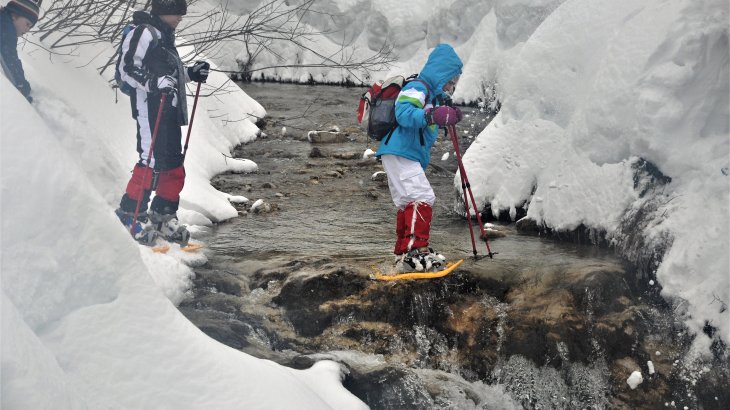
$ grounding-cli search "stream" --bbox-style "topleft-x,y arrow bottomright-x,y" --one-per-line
179,83 -> 728,409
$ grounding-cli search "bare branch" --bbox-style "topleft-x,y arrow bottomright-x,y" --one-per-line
33,0 -> 395,91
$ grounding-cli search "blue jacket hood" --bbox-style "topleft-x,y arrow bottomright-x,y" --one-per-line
375,44 -> 463,170
419,44 -> 463,100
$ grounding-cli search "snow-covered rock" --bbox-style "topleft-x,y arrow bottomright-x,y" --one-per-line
627,371 -> 644,390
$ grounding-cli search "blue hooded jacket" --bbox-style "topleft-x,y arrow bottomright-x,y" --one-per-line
376,44 -> 463,170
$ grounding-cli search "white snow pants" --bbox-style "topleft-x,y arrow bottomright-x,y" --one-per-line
381,154 -> 436,209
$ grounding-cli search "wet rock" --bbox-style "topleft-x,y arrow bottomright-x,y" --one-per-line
273,267 -> 368,337
365,190 -> 379,200
324,170 -> 343,178
371,171 -> 387,182
344,368 -> 435,409
184,311 -> 251,350
197,271 -> 247,296
251,199 -> 273,213
309,147 -> 326,158
515,216 -> 541,233
261,182 -> 276,189
307,130 -> 347,144
483,230 -> 507,239
287,355 -> 317,370
354,158 -> 378,167
180,304 -> 283,353
333,151 -> 359,160
483,223 -> 510,239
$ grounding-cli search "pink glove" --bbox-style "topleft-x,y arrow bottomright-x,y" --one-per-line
425,106 -> 463,126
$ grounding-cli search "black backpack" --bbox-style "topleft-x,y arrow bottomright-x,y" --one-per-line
358,74 -> 430,143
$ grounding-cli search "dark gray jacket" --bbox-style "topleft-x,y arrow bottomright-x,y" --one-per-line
0,8 -> 32,101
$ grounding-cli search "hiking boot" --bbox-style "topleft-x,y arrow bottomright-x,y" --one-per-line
401,247 -> 446,272
115,208 -> 157,245
148,210 -> 190,246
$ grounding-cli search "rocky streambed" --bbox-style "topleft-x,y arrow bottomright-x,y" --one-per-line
179,83 -> 728,409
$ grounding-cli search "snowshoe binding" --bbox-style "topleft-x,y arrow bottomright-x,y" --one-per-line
115,208 -> 157,245
148,211 -> 190,246
397,247 -> 446,272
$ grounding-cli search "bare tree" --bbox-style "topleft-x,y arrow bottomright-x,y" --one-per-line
33,0 -> 395,84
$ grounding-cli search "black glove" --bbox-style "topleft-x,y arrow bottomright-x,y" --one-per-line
188,61 -> 210,83
150,75 -> 178,95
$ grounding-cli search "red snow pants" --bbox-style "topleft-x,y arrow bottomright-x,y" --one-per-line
394,201 -> 432,255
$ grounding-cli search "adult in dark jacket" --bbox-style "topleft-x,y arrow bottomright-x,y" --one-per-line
376,44 -> 464,272
115,0 -> 210,245
0,0 -> 41,102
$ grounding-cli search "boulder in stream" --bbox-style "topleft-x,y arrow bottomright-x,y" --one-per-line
308,130 -> 347,144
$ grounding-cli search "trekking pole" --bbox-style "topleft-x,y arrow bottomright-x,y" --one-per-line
131,93 -> 167,235
448,129 -> 479,256
447,125 -> 495,258
182,81 -> 202,160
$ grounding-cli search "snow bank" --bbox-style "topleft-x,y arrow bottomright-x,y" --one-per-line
209,0 -> 562,106
1,24 -> 366,410
460,0 -> 729,349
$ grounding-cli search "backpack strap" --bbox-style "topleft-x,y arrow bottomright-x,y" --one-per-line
383,77 -> 431,146
410,78 -> 431,107
410,78 -> 430,146
383,127 -> 396,145
139,23 -> 160,48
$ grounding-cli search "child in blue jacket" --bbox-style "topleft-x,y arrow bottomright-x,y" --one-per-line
376,44 -> 464,272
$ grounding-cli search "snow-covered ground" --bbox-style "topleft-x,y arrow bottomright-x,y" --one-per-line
216,0 -> 729,352
1,3 -> 366,408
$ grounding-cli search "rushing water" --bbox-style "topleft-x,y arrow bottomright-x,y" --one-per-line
181,83 -> 727,409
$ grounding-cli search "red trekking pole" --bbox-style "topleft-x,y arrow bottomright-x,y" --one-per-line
130,93 -> 167,236
447,124 -> 495,258
182,81 -> 202,160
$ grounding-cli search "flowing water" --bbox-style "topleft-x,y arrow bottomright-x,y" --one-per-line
208,82 -> 617,268
180,83 -> 728,409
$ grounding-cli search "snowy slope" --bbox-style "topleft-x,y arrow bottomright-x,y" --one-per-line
460,0 -> 729,350
0,20 -> 367,410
